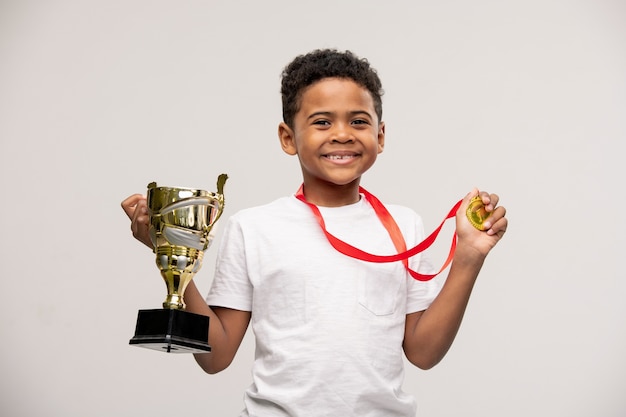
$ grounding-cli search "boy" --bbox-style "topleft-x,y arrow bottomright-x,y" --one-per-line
122,49 -> 507,416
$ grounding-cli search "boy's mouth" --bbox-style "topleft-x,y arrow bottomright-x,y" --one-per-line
323,152 -> 359,160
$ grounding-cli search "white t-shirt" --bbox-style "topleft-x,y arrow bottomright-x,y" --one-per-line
206,194 -> 442,417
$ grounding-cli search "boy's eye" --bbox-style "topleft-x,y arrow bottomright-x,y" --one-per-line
352,119 -> 369,125
313,120 -> 330,126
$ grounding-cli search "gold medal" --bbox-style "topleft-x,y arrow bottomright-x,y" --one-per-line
466,196 -> 491,230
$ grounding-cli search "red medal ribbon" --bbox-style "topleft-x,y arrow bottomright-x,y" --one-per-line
295,184 -> 462,281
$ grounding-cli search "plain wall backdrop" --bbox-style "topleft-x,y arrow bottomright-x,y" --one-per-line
1,1 -> 624,416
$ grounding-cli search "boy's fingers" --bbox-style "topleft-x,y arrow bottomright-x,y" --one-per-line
487,193 -> 499,208
486,207 -> 508,236
121,194 -> 146,220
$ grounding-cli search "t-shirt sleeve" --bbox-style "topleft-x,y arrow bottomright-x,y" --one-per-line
205,215 -> 253,311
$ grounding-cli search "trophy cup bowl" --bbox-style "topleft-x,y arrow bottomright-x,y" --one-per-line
129,174 -> 227,353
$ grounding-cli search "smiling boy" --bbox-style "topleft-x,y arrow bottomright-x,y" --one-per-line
279,76 -> 384,206
122,49 -> 507,416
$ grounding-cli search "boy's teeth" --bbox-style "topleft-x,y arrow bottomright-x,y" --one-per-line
327,155 -> 353,160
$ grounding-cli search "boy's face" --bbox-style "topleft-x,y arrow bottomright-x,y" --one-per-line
279,78 -> 385,196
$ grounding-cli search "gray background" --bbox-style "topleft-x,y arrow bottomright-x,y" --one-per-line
1,1 -> 624,416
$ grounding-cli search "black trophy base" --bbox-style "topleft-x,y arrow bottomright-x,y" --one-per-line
129,308 -> 211,354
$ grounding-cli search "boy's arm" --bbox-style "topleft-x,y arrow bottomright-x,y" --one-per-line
403,189 -> 507,370
121,194 -> 250,374
183,280 -> 251,374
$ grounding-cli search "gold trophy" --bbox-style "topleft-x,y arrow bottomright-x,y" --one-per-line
129,174 -> 227,353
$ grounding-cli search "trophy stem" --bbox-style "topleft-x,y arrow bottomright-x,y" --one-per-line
163,294 -> 185,310
155,246 -> 204,310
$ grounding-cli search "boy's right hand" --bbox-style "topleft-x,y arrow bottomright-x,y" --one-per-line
121,194 -> 153,249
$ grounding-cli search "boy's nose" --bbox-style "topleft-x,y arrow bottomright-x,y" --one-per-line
330,126 -> 355,143
331,137 -> 354,144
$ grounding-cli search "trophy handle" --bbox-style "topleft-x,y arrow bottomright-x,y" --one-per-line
212,173 -> 228,226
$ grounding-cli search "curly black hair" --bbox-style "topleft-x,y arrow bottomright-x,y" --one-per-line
280,49 -> 384,128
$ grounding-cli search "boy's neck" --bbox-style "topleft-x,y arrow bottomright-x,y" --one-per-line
300,181 -> 361,207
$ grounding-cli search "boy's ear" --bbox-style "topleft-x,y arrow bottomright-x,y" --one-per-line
278,122 -> 297,155
377,122 -> 385,154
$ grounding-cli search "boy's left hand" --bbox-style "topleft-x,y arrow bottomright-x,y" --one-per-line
456,188 -> 507,257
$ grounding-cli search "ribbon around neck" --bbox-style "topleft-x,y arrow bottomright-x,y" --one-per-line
295,184 -> 462,281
